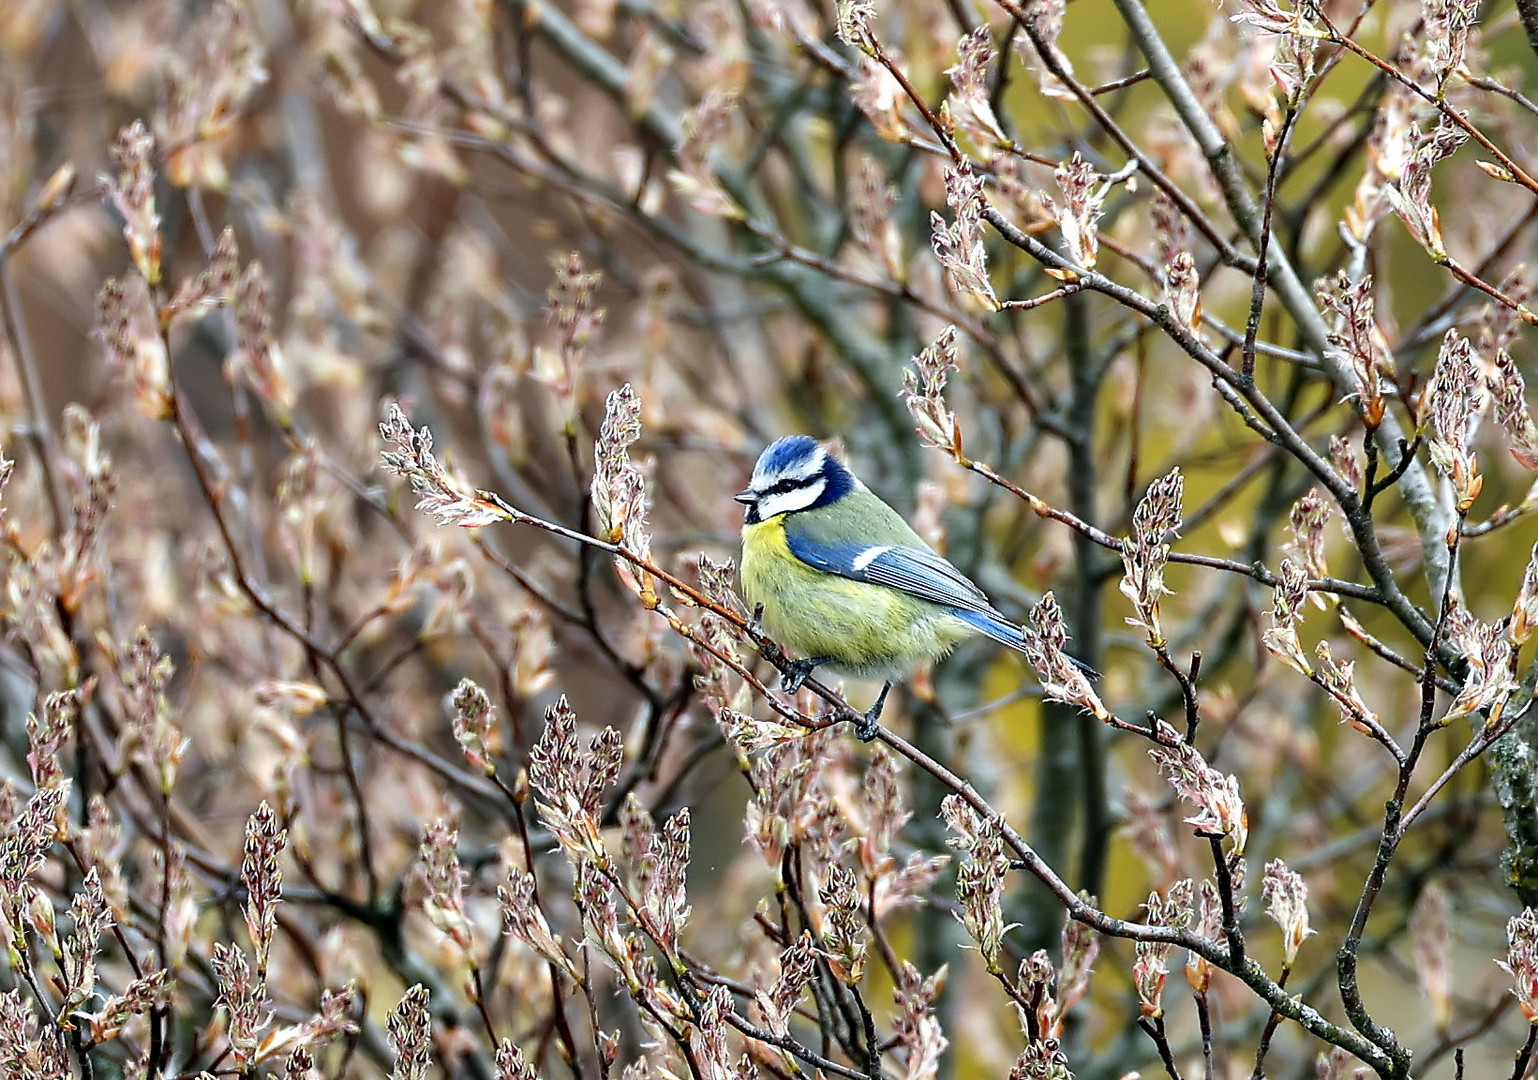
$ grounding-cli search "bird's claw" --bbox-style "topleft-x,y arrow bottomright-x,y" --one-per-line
853,709 -> 881,742
851,681 -> 892,742
781,657 -> 820,692
778,663 -> 888,742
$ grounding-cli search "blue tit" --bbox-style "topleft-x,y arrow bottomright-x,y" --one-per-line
736,435 -> 1040,739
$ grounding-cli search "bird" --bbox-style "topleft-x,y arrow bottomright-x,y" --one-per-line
735,435 -> 1047,740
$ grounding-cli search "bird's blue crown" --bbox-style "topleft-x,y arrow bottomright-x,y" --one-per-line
758,435 -> 822,477
746,436 -> 856,515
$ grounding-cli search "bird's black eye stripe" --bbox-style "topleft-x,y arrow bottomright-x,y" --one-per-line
757,477 -> 806,497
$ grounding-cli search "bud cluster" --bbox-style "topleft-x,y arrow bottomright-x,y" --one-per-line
901,327 -> 963,458
1317,272 -> 1391,427
931,163 -> 1001,311
379,406 -> 507,528
945,28 -> 1009,149
943,796 -> 1012,974
1120,469 -> 1184,648
528,696 -> 625,867
591,384 -> 655,588
1261,859 -> 1313,969
1424,329 -> 1485,512
1042,153 -> 1104,273
1149,741 -> 1249,856
1020,594 -> 1111,723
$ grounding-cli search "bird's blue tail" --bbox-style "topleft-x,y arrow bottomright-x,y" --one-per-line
952,608 -> 1099,677
952,609 -> 1030,651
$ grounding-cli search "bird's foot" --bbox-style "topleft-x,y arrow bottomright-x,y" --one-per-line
851,682 -> 891,742
852,711 -> 880,742
781,656 -> 832,693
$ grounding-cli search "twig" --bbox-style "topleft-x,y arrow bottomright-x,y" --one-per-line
1137,1015 -> 1187,1080
1242,105 -> 1298,381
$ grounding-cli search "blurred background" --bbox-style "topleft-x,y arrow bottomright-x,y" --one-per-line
2,0 -> 1538,1078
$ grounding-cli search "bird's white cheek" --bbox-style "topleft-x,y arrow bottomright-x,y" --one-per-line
756,479 -> 826,518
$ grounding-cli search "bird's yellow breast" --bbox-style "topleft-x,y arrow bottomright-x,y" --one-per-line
740,515 -> 974,679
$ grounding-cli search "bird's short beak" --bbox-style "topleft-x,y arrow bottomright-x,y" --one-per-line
733,489 -> 755,505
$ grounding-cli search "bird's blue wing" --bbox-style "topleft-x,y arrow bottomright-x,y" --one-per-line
783,534 -> 999,616
782,533 -> 1060,659
783,529 -> 1098,670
